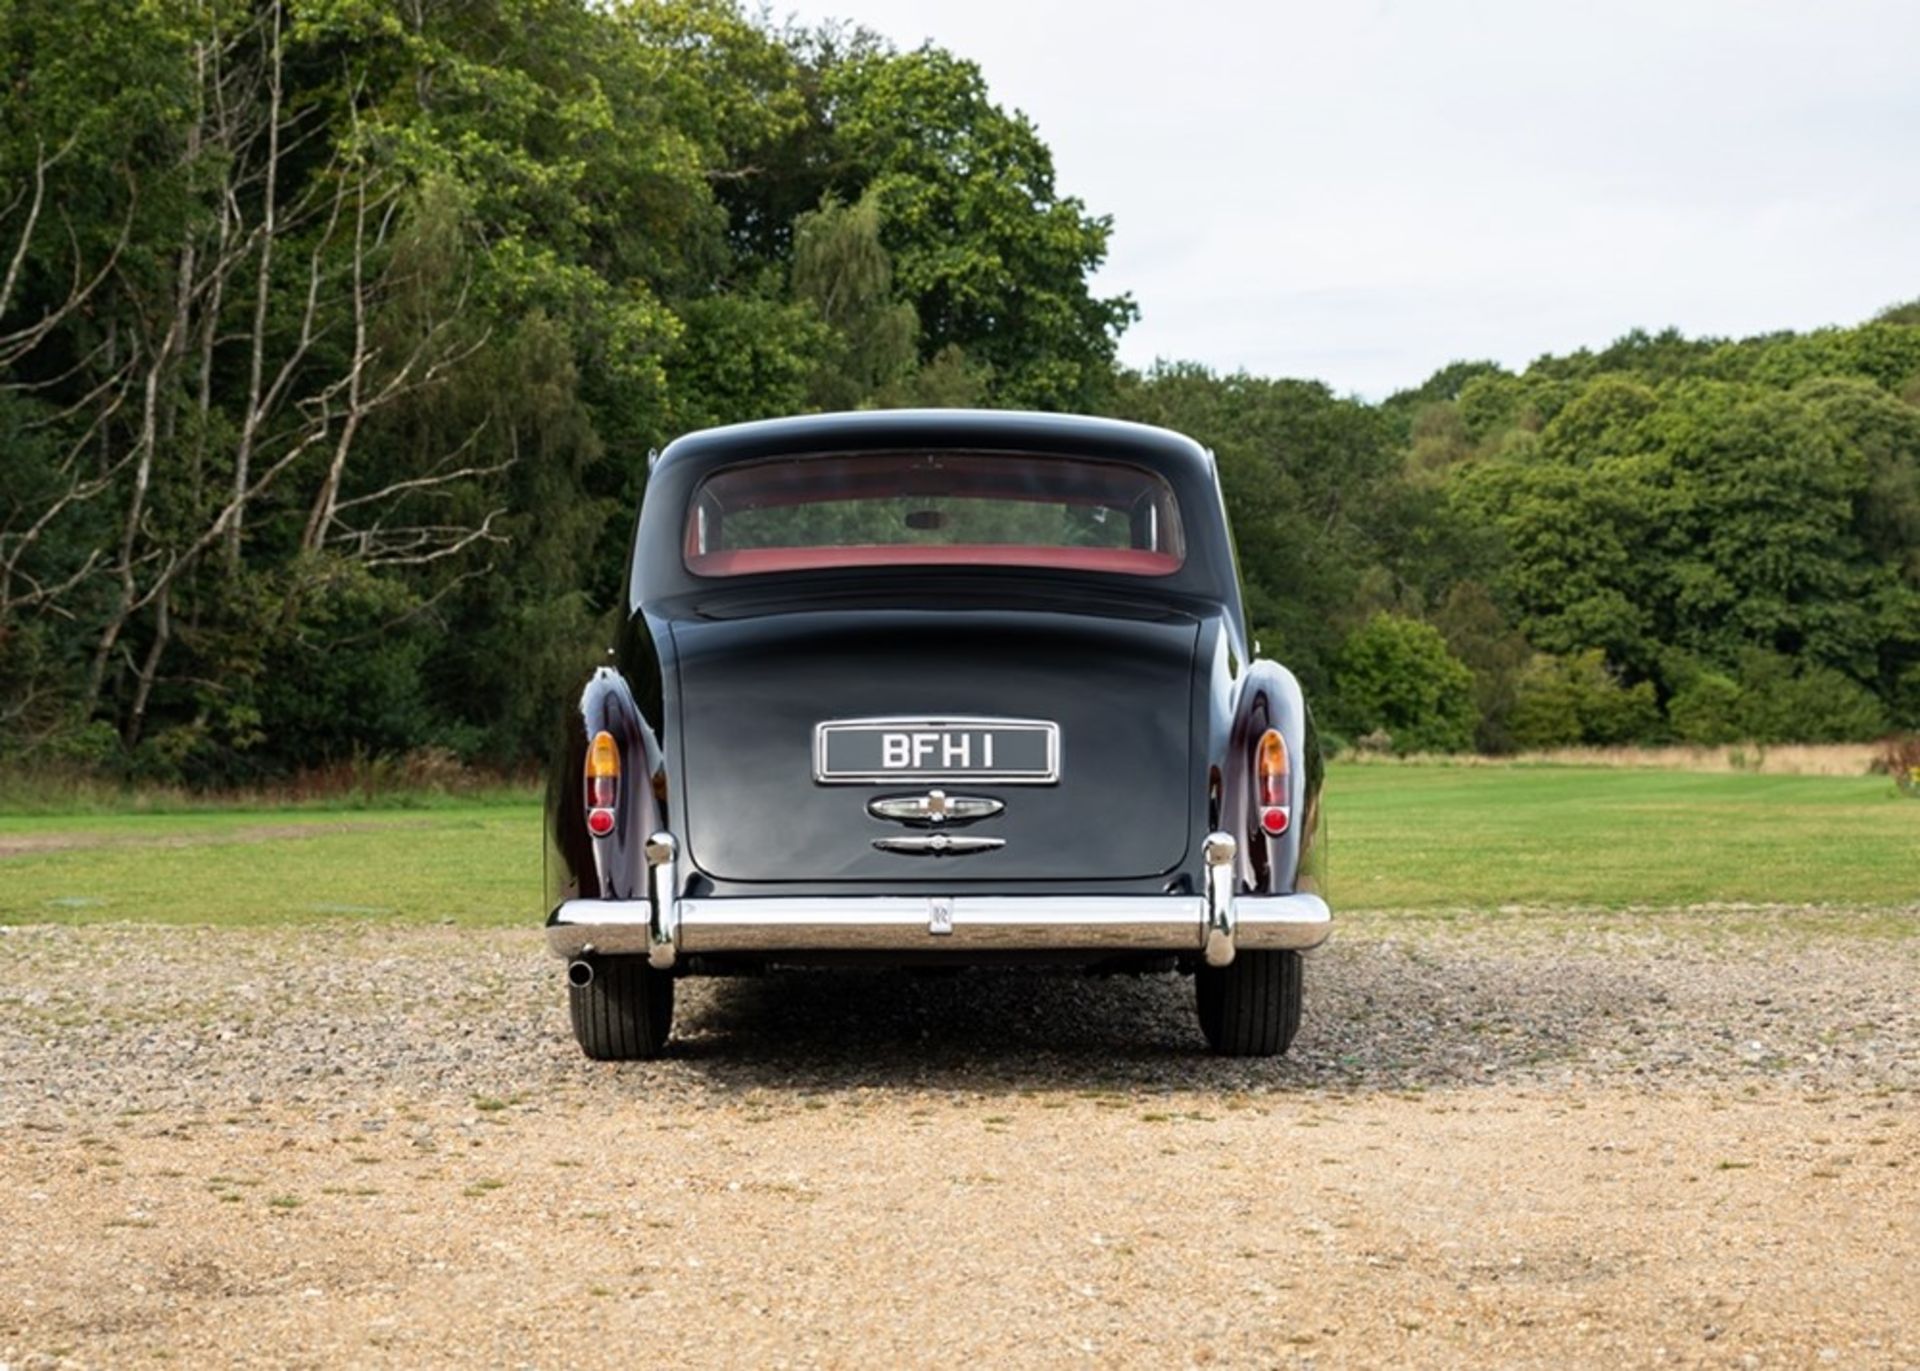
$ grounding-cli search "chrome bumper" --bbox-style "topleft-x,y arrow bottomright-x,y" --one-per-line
546,831 -> 1329,968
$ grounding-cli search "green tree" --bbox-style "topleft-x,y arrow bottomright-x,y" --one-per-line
1111,364 -> 1402,702
5,2 -> 1918,777
790,192 -> 918,410
1432,582 -> 1532,752
819,46 -> 1134,410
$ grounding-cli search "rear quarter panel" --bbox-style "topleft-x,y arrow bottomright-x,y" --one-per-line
1196,614 -> 1324,897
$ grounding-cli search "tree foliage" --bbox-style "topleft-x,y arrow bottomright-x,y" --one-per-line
0,0 -> 1132,778
1,1 -> 1914,778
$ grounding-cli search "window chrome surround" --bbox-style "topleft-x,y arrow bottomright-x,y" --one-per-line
681,449 -> 1187,577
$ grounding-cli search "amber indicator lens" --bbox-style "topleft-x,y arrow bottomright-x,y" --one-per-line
585,730 -> 619,827
1256,729 -> 1288,806
1256,727 -> 1290,834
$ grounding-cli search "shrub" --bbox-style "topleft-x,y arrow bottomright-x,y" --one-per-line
248,562 -> 440,775
1880,734 -> 1920,797
1507,658 -> 1582,748
1891,664 -> 1920,731
1733,651 -> 1887,743
1668,672 -> 1744,745
1510,650 -> 1662,749
1330,614 -> 1477,754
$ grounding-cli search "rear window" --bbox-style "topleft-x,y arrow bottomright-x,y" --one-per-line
685,452 -> 1185,578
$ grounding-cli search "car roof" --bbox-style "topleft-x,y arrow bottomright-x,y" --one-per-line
652,409 -> 1215,481
631,409 -> 1242,630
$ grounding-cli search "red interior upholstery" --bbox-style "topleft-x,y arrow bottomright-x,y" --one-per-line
687,544 -> 1183,578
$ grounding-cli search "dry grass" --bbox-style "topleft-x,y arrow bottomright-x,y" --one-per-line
1341,742 -> 1882,776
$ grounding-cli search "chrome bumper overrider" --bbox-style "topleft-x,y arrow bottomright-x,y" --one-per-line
547,831 -> 1330,968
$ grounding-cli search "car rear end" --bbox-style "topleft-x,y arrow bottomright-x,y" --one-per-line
544,412 -> 1329,1057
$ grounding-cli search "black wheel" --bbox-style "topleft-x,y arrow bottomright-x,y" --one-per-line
1196,949 -> 1303,1057
567,955 -> 674,1060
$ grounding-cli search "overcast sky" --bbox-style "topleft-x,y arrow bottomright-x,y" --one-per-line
789,0 -> 1920,398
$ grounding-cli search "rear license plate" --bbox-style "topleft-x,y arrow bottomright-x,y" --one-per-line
814,717 -> 1060,784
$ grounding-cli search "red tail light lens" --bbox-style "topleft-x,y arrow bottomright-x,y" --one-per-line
1255,727 -> 1290,835
585,730 -> 619,836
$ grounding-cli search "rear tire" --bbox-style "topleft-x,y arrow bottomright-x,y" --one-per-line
568,956 -> 674,1060
1196,949 -> 1302,1057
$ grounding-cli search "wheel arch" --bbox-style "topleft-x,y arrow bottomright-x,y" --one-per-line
1219,658 -> 1325,897
544,665 -> 667,909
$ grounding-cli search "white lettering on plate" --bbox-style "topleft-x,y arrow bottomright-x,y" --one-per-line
869,728 -> 1013,772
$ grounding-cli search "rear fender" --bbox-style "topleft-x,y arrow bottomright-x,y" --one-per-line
1220,661 -> 1325,896
544,667 -> 666,907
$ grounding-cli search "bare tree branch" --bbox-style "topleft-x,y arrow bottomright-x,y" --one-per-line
226,0 -> 287,570
331,458 -> 509,516
0,135 -> 75,319
329,508 -> 510,568
6,3 -> 501,745
0,158 -> 135,368
124,584 -> 171,747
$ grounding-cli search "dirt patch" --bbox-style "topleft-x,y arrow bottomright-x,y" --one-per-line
2,1091 -> 1911,1368
0,915 -> 1914,1367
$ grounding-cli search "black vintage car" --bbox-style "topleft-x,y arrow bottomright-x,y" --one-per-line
544,410 -> 1329,1058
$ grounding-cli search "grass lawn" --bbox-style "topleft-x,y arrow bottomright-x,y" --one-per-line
1329,765 -> 1915,912
0,805 -> 541,926
0,766 -> 1911,927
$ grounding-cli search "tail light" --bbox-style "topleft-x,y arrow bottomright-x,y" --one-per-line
585,730 -> 619,838
1255,727 -> 1290,836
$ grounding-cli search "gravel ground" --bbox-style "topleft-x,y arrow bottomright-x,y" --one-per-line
1,909 -> 1915,1367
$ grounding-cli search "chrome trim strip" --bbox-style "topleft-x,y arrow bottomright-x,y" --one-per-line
677,895 -> 1207,954
871,833 -> 1006,856
813,716 -> 1060,784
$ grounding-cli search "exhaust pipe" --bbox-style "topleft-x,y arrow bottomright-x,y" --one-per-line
566,958 -> 594,989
